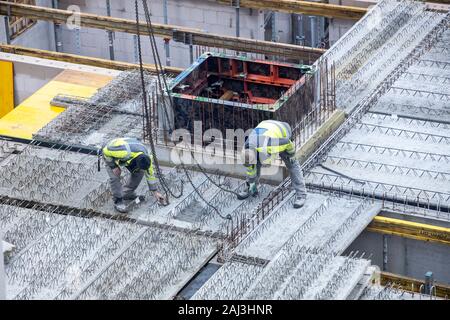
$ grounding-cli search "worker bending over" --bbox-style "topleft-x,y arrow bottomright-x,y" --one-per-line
238,120 -> 307,209
102,137 -> 166,213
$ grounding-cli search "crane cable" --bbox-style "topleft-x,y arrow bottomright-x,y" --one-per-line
134,0 -> 183,202
139,0 -> 230,220
140,0 -> 242,199
136,0 -> 233,219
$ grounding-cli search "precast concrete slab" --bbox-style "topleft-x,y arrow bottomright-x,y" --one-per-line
1,204 -> 217,300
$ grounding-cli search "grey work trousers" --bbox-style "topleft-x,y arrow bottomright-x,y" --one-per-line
106,166 -> 144,200
247,152 -> 307,199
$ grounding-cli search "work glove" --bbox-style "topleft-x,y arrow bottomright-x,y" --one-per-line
112,167 -> 121,177
237,182 -> 258,200
153,191 -> 168,206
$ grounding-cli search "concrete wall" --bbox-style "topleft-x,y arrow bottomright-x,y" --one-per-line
1,0 -> 63,107
0,0 -> 378,66
0,0 -> 55,50
12,61 -> 62,105
329,18 -> 355,46
0,0 -> 365,66
345,230 -> 450,285
328,0 -> 374,46
10,20 -> 55,50
58,0 -> 265,68
0,17 -> 6,44
272,12 -> 292,44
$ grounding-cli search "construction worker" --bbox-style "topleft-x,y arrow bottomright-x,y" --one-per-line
237,120 -> 307,209
102,137 -> 167,213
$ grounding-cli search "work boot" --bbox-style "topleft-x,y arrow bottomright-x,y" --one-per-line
293,196 -> 306,209
113,198 -> 128,213
123,193 -> 145,202
237,183 -> 258,200
237,190 -> 250,200
114,203 -> 128,213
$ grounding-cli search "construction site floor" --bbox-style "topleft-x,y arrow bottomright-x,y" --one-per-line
0,70 -> 113,140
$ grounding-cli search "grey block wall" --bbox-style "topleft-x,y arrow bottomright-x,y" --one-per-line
0,17 -> 6,44
58,0 -> 265,68
13,61 -> 62,105
10,20 -> 55,50
0,0 -> 58,105
0,0 -> 361,67
271,12 -> 292,44
1,0 -> 55,50
345,230 -> 450,285
328,0 -> 372,46
328,18 -> 356,46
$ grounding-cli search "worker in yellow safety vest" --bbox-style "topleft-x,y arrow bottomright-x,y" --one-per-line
102,137 -> 167,213
238,120 -> 307,209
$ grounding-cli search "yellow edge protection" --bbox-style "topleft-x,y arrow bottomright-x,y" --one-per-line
0,80 -> 102,140
367,216 -> 450,245
0,60 -> 14,118
296,110 -> 346,163
380,271 -> 450,298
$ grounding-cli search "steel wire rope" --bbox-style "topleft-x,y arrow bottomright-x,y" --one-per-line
135,0 -> 182,202
139,1 -> 251,198
137,0 -> 234,219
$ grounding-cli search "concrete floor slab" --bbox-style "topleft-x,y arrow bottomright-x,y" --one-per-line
1,204 -> 217,300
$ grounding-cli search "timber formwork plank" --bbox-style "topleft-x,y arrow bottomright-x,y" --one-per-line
0,1 -> 325,61
214,0 -> 367,20
0,44 -> 182,75
380,271 -> 450,298
367,216 -> 450,246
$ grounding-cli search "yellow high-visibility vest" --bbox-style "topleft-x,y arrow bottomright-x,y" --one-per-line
102,138 -> 156,184
251,120 -> 294,156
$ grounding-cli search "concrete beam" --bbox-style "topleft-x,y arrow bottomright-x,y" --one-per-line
367,216 -> 450,246
0,44 -> 182,75
212,0 -> 367,20
380,271 -> 450,298
153,143 -> 285,185
295,110 -> 347,165
0,1 -> 325,61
